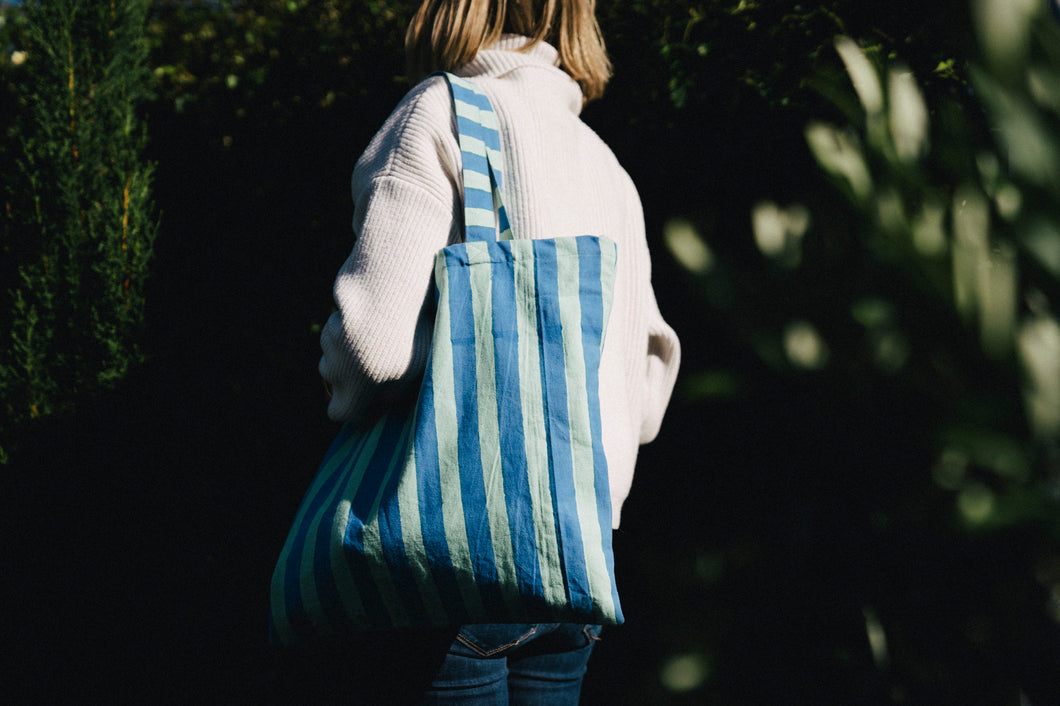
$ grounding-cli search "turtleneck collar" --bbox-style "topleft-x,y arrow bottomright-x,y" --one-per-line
454,34 -> 583,115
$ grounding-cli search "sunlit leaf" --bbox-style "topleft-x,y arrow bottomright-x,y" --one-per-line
660,652 -> 711,693
994,183 -> 1022,221
911,197 -> 947,257
783,320 -> 829,369
973,0 -> 1040,72
863,607 -> 890,670
1027,65 -> 1060,116
751,200 -> 809,267
1017,312 -> 1060,439
835,35 -> 883,115
976,242 -> 1017,360
958,482 -> 996,524
805,121 -> 873,201
875,186 -> 906,235
951,184 -> 990,322
887,65 -> 928,164
664,217 -> 714,274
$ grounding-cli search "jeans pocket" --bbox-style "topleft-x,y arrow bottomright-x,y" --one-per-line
454,624 -> 543,657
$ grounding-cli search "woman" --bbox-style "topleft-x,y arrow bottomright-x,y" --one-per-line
314,0 -> 680,701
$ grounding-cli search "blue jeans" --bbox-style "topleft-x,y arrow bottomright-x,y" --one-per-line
421,623 -> 603,705
269,623 -> 601,704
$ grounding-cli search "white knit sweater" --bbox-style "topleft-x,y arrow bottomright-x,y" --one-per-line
319,36 -> 680,527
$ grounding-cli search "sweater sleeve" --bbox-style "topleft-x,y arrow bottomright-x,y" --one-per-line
318,175 -> 457,424
318,79 -> 460,425
639,290 -> 681,444
618,178 -> 681,446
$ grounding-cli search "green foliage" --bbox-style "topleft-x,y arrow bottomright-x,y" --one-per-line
0,0 -> 159,460
147,0 -> 414,121
598,0 -> 972,118
657,1 -> 1060,699
800,8 -> 1060,487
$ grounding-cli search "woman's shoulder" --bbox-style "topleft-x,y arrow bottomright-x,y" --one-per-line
389,74 -> 454,127
352,75 -> 459,193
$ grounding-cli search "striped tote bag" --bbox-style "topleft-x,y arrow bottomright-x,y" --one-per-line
270,73 -> 621,645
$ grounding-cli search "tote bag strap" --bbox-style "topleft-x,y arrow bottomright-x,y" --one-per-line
441,72 -> 514,244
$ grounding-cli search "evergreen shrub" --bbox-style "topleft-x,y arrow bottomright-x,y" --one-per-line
0,0 -> 159,462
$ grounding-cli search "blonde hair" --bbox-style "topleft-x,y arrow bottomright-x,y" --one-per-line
405,0 -> 611,102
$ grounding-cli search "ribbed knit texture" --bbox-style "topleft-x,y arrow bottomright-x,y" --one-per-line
319,36 -> 680,527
